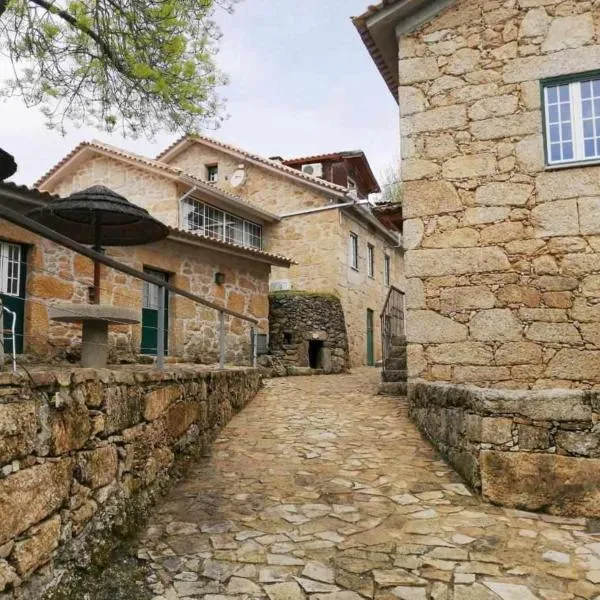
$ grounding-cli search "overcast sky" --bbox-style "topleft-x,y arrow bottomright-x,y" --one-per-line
1,0 -> 398,187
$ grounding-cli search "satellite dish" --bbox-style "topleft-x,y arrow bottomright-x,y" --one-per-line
230,167 -> 246,188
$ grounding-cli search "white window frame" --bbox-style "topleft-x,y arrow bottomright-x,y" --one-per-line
367,244 -> 374,278
143,268 -> 167,310
0,241 -> 21,297
349,233 -> 359,270
543,74 -> 600,166
180,198 -> 263,250
384,255 -> 390,287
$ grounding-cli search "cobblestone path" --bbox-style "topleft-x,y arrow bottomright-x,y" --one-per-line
139,370 -> 600,600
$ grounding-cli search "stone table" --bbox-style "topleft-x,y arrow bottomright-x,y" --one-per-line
49,303 -> 139,368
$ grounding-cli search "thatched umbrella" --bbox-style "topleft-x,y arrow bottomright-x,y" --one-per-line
0,148 -> 17,181
28,185 -> 169,303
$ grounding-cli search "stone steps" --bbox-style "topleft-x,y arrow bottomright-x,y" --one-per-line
378,381 -> 407,396
382,369 -> 408,382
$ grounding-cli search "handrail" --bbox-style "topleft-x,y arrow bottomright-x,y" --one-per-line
380,285 -> 404,318
0,195 -> 258,325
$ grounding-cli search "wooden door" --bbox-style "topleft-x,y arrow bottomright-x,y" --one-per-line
0,241 -> 26,354
141,268 -> 169,356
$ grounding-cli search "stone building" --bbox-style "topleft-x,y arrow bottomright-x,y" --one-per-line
1,143 -> 292,363
354,0 -> 600,515
156,135 -> 403,367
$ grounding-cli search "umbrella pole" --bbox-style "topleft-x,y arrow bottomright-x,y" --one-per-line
92,213 -> 102,304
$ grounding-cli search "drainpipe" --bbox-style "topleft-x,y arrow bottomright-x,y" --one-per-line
279,199 -> 371,219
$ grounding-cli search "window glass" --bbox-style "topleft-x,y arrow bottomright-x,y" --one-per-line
384,255 -> 390,287
350,233 -> 358,270
544,75 -> 600,164
206,165 -> 219,182
181,198 -> 262,249
0,242 -> 21,296
367,244 -> 374,278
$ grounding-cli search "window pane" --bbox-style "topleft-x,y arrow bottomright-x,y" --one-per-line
582,81 -> 592,99
563,142 -> 574,160
585,139 -> 596,157
561,123 -> 572,140
548,105 -> 559,123
593,79 -> 600,96
583,119 -> 594,138
547,86 -> 558,103
549,124 -> 560,142
550,144 -> 562,162
559,85 -> 570,102
583,100 -> 593,119
560,103 -> 571,121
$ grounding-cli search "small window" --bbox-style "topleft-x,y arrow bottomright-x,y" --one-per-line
384,255 -> 390,287
206,164 -> 219,182
349,233 -> 359,270
543,73 -> 600,165
367,244 -> 374,278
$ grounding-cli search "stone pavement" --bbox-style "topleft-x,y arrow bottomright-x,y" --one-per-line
138,369 -> 600,600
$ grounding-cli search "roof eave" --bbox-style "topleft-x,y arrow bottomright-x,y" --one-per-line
352,0 -> 455,103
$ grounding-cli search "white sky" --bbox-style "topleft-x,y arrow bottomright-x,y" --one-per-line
1,0 -> 399,187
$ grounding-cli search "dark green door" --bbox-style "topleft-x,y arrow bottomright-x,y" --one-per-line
366,309 -> 375,366
1,242 -> 26,355
141,268 -> 169,356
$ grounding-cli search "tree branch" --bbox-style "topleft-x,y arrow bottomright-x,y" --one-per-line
27,0 -> 127,73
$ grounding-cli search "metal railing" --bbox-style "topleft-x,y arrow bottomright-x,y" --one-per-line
0,196 -> 260,371
380,285 -> 405,372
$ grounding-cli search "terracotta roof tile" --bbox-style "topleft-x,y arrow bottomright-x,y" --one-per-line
35,140 -> 279,222
156,134 -> 351,195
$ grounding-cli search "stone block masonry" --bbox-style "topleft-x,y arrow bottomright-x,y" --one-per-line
409,382 -> 600,518
0,366 -> 261,597
399,0 -> 600,388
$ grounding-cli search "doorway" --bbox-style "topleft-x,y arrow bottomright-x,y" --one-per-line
366,309 -> 375,366
308,340 -> 324,369
141,268 -> 169,356
0,241 -> 26,355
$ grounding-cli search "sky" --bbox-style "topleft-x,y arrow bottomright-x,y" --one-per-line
1,0 -> 399,187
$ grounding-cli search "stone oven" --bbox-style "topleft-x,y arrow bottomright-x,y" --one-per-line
267,292 -> 350,374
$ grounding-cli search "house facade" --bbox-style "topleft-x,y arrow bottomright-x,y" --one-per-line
355,0 -> 600,388
353,0 -> 600,516
1,144 -> 292,364
157,135 -> 403,367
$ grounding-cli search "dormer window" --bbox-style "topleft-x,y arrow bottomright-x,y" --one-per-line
347,177 -> 357,190
206,164 -> 219,183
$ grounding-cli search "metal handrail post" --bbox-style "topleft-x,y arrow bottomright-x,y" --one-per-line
219,311 -> 226,369
251,327 -> 257,367
2,306 -> 17,373
156,285 -> 165,370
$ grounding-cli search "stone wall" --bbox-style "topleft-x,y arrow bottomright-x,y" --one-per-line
400,0 -> 600,387
166,142 -> 404,366
267,292 -> 350,374
0,365 -> 262,598
1,218 -> 269,364
409,382 -> 600,517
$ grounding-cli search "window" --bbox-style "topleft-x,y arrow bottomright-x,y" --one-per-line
143,269 -> 168,310
367,244 -> 374,278
349,233 -> 359,270
543,73 -> 600,165
0,242 -> 21,296
384,255 -> 390,287
181,198 -> 263,249
206,164 -> 219,182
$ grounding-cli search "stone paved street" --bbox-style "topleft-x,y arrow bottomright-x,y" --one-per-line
139,370 -> 600,600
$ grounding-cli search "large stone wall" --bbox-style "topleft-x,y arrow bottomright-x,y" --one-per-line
167,143 -> 404,366
400,0 -> 600,387
0,365 -> 262,598
267,292 -> 350,374
409,382 -> 600,517
1,218 -> 269,364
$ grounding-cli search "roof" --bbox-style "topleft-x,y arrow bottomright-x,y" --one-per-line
156,134 -> 351,197
34,140 -> 280,224
167,227 -> 294,267
282,150 -> 381,195
352,0 -> 450,102
0,181 -> 293,267
372,201 -> 403,233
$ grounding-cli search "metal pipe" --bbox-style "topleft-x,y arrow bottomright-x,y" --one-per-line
218,311 -> 226,369
2,306 -> 17,373
156,285 -> 165,370
0,196 -> 258,324
251,327 -> 258,368
279,199 -> 371,219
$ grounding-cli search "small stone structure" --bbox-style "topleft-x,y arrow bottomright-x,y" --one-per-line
410,382 -> 600,517
267,292 -> 350,375
0,365 -> 261,597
